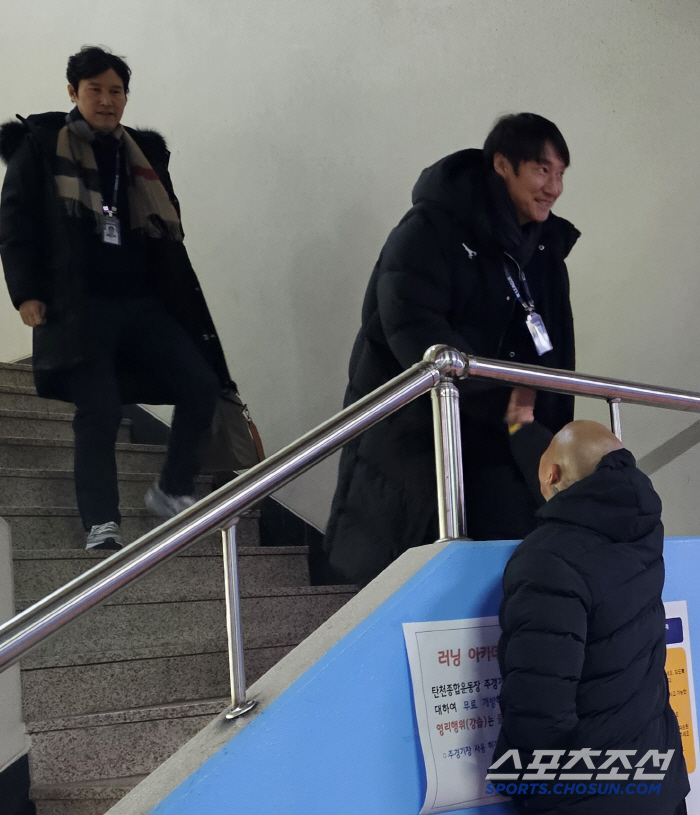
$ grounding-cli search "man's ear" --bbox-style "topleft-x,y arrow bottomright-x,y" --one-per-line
549,462 -> 562,488
67,83 -> 78,103
493,152 -> 512,180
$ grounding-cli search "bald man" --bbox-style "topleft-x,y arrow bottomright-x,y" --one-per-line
493,421 -> 689,814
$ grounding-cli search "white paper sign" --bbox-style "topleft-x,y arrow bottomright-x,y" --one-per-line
664,600 -> 699,812
403,617 -> 506,813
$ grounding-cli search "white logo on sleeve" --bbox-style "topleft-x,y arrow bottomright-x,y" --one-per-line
462,243 -> 477,259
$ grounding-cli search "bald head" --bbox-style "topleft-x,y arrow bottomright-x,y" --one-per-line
539,420 -> 624,501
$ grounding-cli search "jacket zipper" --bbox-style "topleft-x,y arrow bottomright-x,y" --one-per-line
495,252 -> 519,358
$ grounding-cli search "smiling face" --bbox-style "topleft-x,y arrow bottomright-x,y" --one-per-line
68,68 -> 127,133
493,141 -> 566,225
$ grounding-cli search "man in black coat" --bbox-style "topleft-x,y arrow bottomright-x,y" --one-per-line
318,113 -> 579,587
0,47 -> 230,550
495,420 -> 689,814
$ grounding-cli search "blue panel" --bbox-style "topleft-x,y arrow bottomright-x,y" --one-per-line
152,537 -> 700,815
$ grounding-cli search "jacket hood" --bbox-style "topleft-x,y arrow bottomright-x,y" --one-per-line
0,111 -> 168,165
537,448 -> 662,543
411,148 -> 580,258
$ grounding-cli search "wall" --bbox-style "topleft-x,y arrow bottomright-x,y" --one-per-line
1,2 -> 700,529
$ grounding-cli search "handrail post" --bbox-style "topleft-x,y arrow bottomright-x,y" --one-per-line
221,521 -> 256,720
608,398 -> 623,441
431,378 -> 467,539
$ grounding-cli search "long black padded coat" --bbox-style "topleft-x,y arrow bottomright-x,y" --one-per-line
318,149 -> 579,587
495,449 -> 689,814
0,112 -> 231,403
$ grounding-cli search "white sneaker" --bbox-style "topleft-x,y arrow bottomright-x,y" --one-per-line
145,482 -> 196,520
86,522 -> 123,551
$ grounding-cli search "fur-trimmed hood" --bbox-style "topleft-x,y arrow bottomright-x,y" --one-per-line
0,111 -> 168,165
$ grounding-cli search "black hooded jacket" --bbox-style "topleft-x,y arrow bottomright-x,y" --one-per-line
496,449 -> 689,814
0,111 -> 231,402
318,149 -> 579,586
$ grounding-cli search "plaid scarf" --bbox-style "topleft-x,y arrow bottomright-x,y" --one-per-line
54,109 -> 183,242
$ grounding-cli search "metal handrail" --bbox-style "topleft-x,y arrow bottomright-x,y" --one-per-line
0,345 -> 466,717
465,357 -> 700,412
3,346 -> 700,717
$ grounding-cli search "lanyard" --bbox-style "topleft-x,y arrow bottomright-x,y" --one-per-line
503,254 -> 535,314
101,142 -> 122,218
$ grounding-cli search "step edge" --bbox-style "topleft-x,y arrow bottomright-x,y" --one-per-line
12,545 -> 306,560
30,775 -> 146,800
14,584 -> 353,612
21,641 -> 291,671
27,696 -> 228,734
0,437 -> 166,453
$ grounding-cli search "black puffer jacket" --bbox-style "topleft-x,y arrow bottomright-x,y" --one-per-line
496,449 -> 689,814
318,149 -> 579,586
0,112 -> 231,402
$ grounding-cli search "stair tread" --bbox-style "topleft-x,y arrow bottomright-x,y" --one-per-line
0,467 -> 210,481
13,545 -> 307,559
17,583 -> 353,608
0,383 -> 49,395
0,361 -> 33,372
0,436 -> 165,452
0,406 -> 131,424
0,504 -> 259,517
27,696 -> 228,733
31,776 -> 146,799
20,586 -> 355,670
22,639 -> 230,670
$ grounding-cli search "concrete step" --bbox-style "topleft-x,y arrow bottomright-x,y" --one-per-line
31,777 -> 144,815
21,586 -> 354,669
22,643 -> 292,722
0,384 -> 71,413
0,468 -> 211,507
26,584 -> 355,785
1,506 -> 260,551
0,407 -> 132,442
28,699 -> 227,786
14,546 -> 310,605
0,437 -> 165,472
0,361 -> 35,389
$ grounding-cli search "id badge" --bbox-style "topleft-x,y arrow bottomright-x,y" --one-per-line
102,214 -> 121,246
526,311 -> 554,355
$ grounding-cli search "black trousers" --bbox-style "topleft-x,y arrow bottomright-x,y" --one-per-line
69,296 -> 219,529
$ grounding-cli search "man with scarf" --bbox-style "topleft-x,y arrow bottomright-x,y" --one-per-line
317,113 -> 579,587
0,46 -> 230,550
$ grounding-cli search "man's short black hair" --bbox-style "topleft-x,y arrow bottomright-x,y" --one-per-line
483,113 -> 569,172
66,46 -> 131,95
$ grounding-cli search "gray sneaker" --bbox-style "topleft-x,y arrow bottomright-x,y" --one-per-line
86,522 -> 123,551
145,482 -> 196,520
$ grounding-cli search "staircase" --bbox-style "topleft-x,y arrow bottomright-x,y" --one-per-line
0,362 -> 355,815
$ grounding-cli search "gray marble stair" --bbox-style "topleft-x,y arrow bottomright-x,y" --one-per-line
0,437 -> 166,472
28,778 -> 144,815
0,361 -> 354,815
0,408 -> 132,442
0,361 -> 36,388
0,507 -> 260,551
25,586 -> 353,787
0,384 -> 75,412
21,644 -> 290,722
14,546 -> 310,604
29,700 -> 228,787
0,468 -> 211,506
